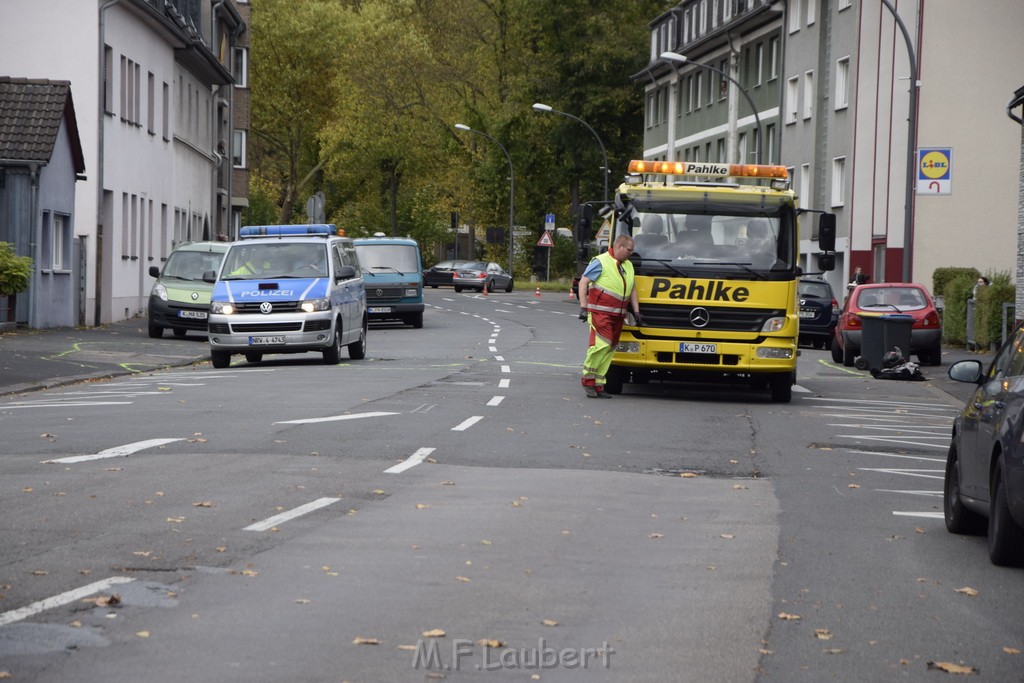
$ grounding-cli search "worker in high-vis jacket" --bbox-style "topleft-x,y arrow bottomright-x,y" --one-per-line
577,235 -> 642,398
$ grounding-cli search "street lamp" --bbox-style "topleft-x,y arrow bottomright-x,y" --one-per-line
531,103 -> 609,203
880,0 -> 919,283
661,51 -> 763,165
454,123 -> 515,277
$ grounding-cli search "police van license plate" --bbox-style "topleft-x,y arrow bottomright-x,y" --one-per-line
798,310 -> 815,319
178,310 -> 207,320
368,307 -> 392,314
249,336 -> 285,346
680,342 -> 717,354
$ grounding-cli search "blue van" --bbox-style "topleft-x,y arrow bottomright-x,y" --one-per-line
353,234 -> 425,328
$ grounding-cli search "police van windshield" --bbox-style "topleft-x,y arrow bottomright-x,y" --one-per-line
355,244 -> 419,275
221,243 -> 328,280
624,208 -> 795,278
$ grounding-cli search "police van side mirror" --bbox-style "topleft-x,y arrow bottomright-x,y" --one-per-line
818,213 -> 836,252
336,265 -> 357,280
202,270 -> 217,283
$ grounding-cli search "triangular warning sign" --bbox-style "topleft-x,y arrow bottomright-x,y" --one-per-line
537,231 -> 554,247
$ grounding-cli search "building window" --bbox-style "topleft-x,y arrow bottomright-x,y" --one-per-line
755,43 -> 764,86
769,36 -> 779,80
831,157 -> 846,207
695,72 -> 703,109
687,75 -> 694,112
807,0 -> 816,25
789,0 -> 802,33
120,56 -> 127,119
716,137 -> 725,162
147,72 -> 155,134
104,46 -> 114,113
835,57 -> 850,110
647,92 -> 655,127
800,163 -> 811,210
162,82 -> 170,140
838,0 -> 851,9
803,70 -> 814,120
738,132 -> 747,163
766,123 -> 776,164
786,76 -> 799,124
233,129 -> 247,168
718,59 -> 728,100
232,47 -> 248,88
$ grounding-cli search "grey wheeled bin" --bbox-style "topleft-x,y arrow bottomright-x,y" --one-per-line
855,313 -> 914,372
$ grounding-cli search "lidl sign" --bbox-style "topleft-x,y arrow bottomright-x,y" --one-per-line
917,147 -> 951,195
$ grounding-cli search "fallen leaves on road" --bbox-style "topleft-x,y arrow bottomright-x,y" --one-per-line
926,661 -> 976,674
815,629 -> 833,640
720,533 -> 735,540
542,619 -> 559,627
649,533 -> 664,539
1004,647 -> 1021,655
192,501 -> 215,508
166,517 -> 185,523
415,503 -> 429,509
955,587 -> 978,597
680,472 -> 699,478
83,594 -> 120,606
136,630 -> 150,638
848,484 -> 860,489
353,637 -> 380,645
294,599 -> 311,605
778,612 -> 801,621
478,639 -> 505,648
422,628 -> 446,638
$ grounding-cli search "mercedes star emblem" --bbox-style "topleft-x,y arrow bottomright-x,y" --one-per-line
689,307 -> 710,328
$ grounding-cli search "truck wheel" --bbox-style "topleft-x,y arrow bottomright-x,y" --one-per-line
348,317 -> 368,360
407,312 -> 423,329
769,372 -> 792,403
604,366 -> 625,394
211,351 -> 231,369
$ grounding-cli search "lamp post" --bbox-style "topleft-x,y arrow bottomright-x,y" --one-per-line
454,124 -> 515,276
661,51 -> 763,165
531,103 -> 609,203
880,0 -> 918,282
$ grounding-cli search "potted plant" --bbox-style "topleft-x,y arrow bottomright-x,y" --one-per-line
0,241 -> 33,330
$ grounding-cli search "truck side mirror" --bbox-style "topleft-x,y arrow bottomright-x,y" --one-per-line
576,204 -> 594,243
818,213 -> 836,252
817,253 -> 835,271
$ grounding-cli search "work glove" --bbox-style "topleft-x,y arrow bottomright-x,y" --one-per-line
630,311 -> 643,327
578,307 -> 588,321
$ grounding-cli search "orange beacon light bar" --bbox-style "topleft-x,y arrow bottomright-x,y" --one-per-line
628,160 -> 788,180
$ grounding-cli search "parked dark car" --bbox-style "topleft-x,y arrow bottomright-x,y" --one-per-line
797,278 -> 839,349
831,282 -> 942,366
944,324 -> 1024,566
423,260 -> 471,288
452,261 -> 514,293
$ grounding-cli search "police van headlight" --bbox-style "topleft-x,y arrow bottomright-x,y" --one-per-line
301,297 -> 331,313
211,301 -> 235,315
152,283 -> 168,301
756,347 -> 794,360
615,341 -> 641,354
760,316 -> 786,333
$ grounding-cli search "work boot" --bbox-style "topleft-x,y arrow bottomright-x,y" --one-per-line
595,388 -> 612,398
583,385 -> 599,398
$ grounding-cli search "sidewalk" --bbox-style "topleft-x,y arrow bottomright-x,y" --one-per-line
0,317 -> 211,397
0,317 -> 995,401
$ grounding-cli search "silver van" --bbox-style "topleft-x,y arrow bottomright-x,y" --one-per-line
205,225 -> 367,368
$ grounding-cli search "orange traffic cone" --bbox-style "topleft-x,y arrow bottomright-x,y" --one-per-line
535,286 -> 541,298
483,280 -> 489,296
568,286 -> 575,300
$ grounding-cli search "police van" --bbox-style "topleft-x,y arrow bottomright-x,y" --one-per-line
353,234 -> 425,328
204,224 -> 367,368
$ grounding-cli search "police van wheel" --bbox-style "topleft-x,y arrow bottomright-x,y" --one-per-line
211,351 -> 231,369
244,352 -> 262,364
323,322 -> 343,365
348,317 -> 368,360
769,373 -> 792,403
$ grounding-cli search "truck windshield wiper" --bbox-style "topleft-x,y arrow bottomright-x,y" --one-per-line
711,262 -> 766,280
636,257 -> 688,277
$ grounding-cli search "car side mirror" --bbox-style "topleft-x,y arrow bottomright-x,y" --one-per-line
336,265 -> 357,280
149,265 -> 161,278
202,270 -> 217,283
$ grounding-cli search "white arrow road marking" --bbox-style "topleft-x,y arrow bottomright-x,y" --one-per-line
0,576 -> 135,627
452,416 -> 483,431
384,447 -> 436,474
244,497 -> 341,531
274,411 -> 398,425
43,438 -> 185,464
893,511 -> 944,519
858,467 -> 944,480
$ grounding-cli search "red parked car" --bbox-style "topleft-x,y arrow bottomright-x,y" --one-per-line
831,282 -> 943,367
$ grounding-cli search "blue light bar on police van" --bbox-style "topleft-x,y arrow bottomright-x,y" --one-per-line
239,224 -> 338,239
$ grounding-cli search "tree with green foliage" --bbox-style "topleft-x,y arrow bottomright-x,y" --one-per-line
0,241 -> 33,297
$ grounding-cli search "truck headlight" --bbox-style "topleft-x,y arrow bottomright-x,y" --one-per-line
761,316 -> 786,333
756,347 -> 794,359
616,341 -> 641,353
211,301 -> 235,315
152,283 -> 167,301
404,288 -> 419,297
301,297 -> 331,312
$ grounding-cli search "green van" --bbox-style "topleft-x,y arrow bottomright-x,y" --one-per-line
147,241 -> 229,338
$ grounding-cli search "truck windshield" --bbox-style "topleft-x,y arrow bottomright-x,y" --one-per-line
623,204 -> 796,278
355,244 -> 419,275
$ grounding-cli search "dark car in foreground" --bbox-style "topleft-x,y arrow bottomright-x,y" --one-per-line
831,282 -> 942,366
944,324 -> 1024,566
423,259 -> 470,288
452,261 -> 514,293
797,278 -> 839,349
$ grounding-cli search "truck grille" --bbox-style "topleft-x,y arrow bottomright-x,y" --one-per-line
640,304 -> 784,333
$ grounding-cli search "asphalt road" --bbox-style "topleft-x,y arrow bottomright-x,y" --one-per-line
0,289 -> 1017,682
